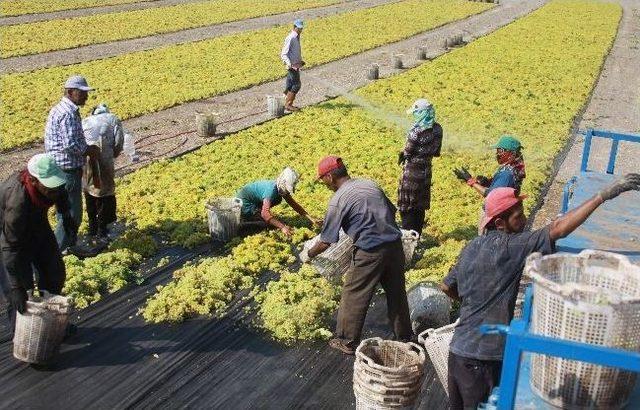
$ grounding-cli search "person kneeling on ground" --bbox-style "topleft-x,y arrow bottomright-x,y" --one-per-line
0,154 -> 75,336
82,103 -> 125,240
302,156 -> 413,355
441,174 -> 640,409
236,167 -> 321,237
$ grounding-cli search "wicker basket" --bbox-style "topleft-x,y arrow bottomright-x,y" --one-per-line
417,319 -> 459,395
400,230 -> 419,267
302,231 -> 353,281
13,290 -> 70,364
205,197 -> 242,242
353,338 -> 426,409
525,250 -> 640,409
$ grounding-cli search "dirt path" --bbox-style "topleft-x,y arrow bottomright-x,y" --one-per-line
0,0 -> 544,180
1,0 -> 206,26
1,0 -> 381,74
532,0 -> 640,228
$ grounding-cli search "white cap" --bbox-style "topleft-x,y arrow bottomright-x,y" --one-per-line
406,98 -> 432,114
64,75 -> 94,91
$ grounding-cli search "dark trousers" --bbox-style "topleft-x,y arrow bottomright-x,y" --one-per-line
85,193 -> 117,236
448,352 -> 502,409
400,209 -> 426,234
55,168 -> 83,250
335,239 -> 412,347
285,68 -> 301,93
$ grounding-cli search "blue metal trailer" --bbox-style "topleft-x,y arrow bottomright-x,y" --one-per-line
480,129 -> 640,408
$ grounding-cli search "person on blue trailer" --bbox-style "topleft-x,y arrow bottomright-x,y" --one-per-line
440,174 -> 640,409
453,135 -> 526,196
236,167 -> 321,238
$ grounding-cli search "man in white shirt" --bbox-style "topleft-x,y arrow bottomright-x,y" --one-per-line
280,19 -> 306,112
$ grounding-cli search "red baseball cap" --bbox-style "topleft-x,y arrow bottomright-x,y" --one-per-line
317,156 -> 344,179
480,187 -> 527,230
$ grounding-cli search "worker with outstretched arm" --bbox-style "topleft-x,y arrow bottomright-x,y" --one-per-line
280,19 -> 306,112
453,135 -> 526,197
236,167 -> 321,237
301,156 -> 413,355
440,174 -> 640,409
0,154 -> 76,337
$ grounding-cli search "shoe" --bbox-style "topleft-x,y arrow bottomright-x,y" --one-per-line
329,338 -> 355,355
284,104 -> 300,112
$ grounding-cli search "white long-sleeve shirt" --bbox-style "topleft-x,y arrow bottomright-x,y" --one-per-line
281,30 -> 302,67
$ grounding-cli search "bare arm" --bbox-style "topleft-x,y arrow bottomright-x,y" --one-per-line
283,194 -> 320,226
308,241 -> 330,258
260,199 -> 291,236
440,282 -> 460,302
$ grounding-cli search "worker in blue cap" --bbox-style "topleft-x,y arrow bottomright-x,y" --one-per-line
281,19 -> 306,112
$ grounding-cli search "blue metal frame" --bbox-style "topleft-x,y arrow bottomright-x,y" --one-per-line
480,287 -> 640,409
578,128 -> 640,173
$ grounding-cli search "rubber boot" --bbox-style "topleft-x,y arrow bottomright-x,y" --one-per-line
284,91 -> 300,112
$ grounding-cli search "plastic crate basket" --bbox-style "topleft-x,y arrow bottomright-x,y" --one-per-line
13,290 -> 70,364
525,250 -> 640,409
417,319 -> 459,396
353,338 -> 426,409
400,230 -> 419,266
205,197 -> 242,242
303,230 -> 353,280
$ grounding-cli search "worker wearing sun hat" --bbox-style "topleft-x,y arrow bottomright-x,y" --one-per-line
440,174 -> 640,407
236,167 -> 321,237
303,156 -> 412,355
45,75 -> 102,252
0,154 -> 75,336
397,98 -> 443,235
281,19 -> 306,112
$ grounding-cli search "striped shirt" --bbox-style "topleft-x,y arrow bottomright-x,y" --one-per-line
281,30 -> 302,67
44,97 -> 87,170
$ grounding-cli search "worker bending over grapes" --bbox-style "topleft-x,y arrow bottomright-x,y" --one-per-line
236,167 -> 321,237
301,156 -> 413,355
440,174 -> 640,408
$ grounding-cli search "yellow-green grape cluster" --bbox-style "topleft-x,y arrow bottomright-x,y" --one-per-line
109,228 -> 158,258
405,239 -> 466,287
229,232 -> 296,275
63,249 -> 142,308
255,264 -> 340,343
143,257 -> 249,323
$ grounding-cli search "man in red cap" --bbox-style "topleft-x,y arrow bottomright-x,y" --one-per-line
302,156 -> 412,355
440,174 -> 640,408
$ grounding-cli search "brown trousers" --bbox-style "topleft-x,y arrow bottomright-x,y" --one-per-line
335,239 -> 413,346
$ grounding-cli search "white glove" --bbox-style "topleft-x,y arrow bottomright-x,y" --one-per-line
299,248 -> 311,263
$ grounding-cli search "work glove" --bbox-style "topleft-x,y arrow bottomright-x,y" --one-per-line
476,175 -> 491,187
398,152 -> 406,166
299,248 -> 311,263
598,173 -> 640,201
9,288 -> 27,314
453,167 -> 474,185
62,214 -> 78,245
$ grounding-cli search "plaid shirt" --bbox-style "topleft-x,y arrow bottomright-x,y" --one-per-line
44,97 -> 87,170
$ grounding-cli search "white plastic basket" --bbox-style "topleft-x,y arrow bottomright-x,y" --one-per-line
406,281 -> 451,334
205,197 -> 242,242
417,319 -> 459,396
400,230 -> 419,267
525,250 -> 640,409
303,230 -> 353,281
353,338 -> 426,409
13,290 -> 70,364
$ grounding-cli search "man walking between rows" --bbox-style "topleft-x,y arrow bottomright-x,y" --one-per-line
44,75 -> 101,252
281,19 -> 306,112
302,156 -> 413,355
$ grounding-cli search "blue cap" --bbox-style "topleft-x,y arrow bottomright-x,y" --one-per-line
64,75 -> 94,91
293,19 -> 304,28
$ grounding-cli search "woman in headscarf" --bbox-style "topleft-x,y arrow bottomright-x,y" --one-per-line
397,99 -> 443,235
236,167 -> 321,237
